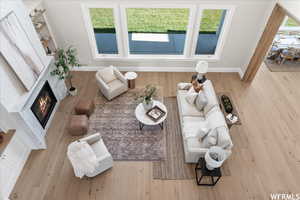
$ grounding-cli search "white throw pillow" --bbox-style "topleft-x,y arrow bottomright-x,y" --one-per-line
201,128 -> 218,148
195,91 -> 208,111
185,87 -> 198,105
99,66 -> 116,83
197,127 -> 211,140
178,83 -> 192,90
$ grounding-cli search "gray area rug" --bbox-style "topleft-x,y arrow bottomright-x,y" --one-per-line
153,97 -> 195,179
265,59 -> 300,72
88,89 -> 166,161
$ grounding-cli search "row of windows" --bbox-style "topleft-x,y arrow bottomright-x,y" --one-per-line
83,5 -> 234,59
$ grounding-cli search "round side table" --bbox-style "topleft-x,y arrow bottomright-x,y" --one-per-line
124,72 -> 138,89
135,100 -> 167,130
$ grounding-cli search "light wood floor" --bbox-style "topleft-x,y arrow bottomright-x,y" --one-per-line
11,65 -> 300,200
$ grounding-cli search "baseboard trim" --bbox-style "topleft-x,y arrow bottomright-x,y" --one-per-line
73,66 -> 242,74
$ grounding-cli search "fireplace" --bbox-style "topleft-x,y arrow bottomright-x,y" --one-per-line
31,81 -> 57,129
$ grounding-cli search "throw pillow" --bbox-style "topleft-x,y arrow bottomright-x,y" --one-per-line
197,127 -> 211,140
192,80 -> 204,92
195,91 -> 208,111
216,126 -> 232,149
99,66 -> 116,83
201,128 -> 218,148
178,83 -> 192,90
185,87 -> 198,105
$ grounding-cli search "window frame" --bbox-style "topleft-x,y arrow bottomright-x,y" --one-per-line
82,4 -> 124,58
82,3 -> 235,61
279,16 -> 300,32
120,4 -> 196,59
190,5 -> 235,60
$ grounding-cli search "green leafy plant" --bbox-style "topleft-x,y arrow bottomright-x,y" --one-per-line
50,46 -> 80,90
136,85 -> 157,104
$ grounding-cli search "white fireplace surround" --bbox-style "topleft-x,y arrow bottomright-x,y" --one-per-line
9,59 -> 67,149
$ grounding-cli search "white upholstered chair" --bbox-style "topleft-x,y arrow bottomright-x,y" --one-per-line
95,66 -> 128,100
79,133 -> 113,177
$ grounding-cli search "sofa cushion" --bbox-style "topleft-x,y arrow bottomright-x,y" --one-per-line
206,109 -> 227,129
216,126 -> 232,149
99,66 -> 116,83
90,139 -> 109,158
182,116 -> 207,137
195,91 -> 208,111
178,91 -> 204,117
186,137 -> 205,149
108,79 -> 125,91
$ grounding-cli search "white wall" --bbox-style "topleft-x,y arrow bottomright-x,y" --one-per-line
44,0 -> 276,76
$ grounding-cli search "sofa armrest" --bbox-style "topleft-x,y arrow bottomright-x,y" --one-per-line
187,146 -> 208,154
96,153 -> 112,163
114,68 -> 127,84
177,82 -> 192,90
80,133 -> 101,145
96,72 -> 110,90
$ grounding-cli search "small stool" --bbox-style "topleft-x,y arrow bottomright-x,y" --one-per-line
75,100 -> 95,117
195,157 -> 222,186
68,115 -> 89,136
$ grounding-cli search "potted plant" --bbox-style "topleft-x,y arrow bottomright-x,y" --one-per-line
51,46 -> 80,96
136,85 -> 157,110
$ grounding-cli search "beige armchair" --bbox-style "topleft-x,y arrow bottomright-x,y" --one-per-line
67,133 -> 113,178
95,66 -> 128,100
79,133 -> 113,177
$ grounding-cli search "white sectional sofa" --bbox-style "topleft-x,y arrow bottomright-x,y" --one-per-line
177,80 -> 233,163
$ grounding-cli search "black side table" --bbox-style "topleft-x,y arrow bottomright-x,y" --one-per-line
195,157 -> 222,186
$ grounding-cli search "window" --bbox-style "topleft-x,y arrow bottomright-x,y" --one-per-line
280,16 -> 300,32
125,8 -> 190,55
284,17 -> 299,27
89,8 -> 118,54
195,9 -> 226,55
83,4 -> 234,59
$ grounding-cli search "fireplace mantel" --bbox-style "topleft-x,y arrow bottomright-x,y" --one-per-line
6,58 -> 67,149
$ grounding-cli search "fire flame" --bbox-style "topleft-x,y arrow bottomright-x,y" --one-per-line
39,95 -> 51,116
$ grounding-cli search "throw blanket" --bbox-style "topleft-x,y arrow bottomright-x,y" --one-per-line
67,141 -> 98,178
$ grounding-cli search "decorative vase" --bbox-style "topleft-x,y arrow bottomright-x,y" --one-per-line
69,87 -> 77,96
221,95 -> 233,113
142,99 -> 153,111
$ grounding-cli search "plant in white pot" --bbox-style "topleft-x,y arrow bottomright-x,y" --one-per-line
136,85 -> 157,111
51,46 -> 80,96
